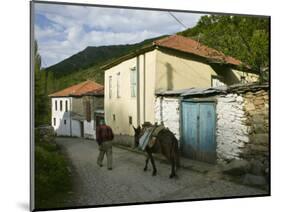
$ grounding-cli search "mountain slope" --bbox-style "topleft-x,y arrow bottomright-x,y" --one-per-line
43,35 -> 167,94
45,35 -> 166,76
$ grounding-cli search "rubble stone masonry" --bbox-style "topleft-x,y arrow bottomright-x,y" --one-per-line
217,89 -> 269,159
241,89 -> 269,175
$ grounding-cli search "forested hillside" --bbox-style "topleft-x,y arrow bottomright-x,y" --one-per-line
178,15 -> 269,78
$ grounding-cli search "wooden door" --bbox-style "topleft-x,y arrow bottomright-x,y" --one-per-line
181,101 -> 216,163
80,121 -> 84,137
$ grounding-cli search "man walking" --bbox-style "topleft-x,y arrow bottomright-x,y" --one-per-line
96,119 -> 114,170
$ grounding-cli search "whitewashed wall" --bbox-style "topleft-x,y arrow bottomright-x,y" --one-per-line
216,94 -> 250,162
84,120 -> 96,139
155,94 -> 251,163
154,97 -> 180,139
51,97 -> 71,136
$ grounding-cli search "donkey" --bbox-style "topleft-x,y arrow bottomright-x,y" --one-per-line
133,123 -> 180,178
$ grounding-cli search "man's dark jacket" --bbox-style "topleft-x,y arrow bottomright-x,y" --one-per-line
96,124 -> 114,145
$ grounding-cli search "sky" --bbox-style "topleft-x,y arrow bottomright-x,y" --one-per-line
34,3 -> 203,67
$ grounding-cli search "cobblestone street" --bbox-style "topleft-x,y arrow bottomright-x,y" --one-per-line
56,137 -> 267,208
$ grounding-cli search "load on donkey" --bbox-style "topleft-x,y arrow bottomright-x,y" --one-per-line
133,122 -> 180,178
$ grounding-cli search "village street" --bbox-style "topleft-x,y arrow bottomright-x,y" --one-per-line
56,137 -> 267,208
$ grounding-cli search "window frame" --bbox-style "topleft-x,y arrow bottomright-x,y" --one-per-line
211,75 -> 225,87
60,100 -> 63,111
55,100 -> 57,111
109,75 -> 112,99
117,72 -> 121,98
85,101 -> 91,122
240,76 -> 246,84
65,100 -> 68,112
130,66 -> 137,97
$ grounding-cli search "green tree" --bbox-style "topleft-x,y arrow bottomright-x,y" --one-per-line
34,41 -> 50,126
179,15 -> 269,81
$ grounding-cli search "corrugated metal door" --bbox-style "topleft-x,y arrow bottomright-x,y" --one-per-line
181,101 -> 216,163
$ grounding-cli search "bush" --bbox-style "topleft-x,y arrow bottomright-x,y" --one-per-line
35,139 -> 72,208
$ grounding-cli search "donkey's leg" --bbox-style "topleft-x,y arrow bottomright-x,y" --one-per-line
149,153 -> 157,176
144,156 -> 149,171
169,143 -> 177,178
169,157 -> 176,178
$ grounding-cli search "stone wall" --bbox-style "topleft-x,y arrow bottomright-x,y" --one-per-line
35,125 -> 55,142
217,87 -> 269,187
154,97 -> 180,139
216,88 -> 269,165
72,97 -> 84,116
240,89 -> 269,176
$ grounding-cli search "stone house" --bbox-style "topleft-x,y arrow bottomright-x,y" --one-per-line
155,83 -> 269,175
102,35 -> 259,145
49,80 -> 104,139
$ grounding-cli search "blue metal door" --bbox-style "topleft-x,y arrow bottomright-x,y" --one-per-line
181,101 -> 216,163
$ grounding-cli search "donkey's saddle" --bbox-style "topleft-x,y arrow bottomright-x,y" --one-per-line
139,125 -> 165,150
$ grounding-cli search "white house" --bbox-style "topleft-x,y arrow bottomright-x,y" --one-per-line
49,80 -> 104,139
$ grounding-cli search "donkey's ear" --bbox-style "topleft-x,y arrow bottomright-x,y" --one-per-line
132,126 -> 137,132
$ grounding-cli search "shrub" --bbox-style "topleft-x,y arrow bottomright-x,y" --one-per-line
35,140 -> 72,208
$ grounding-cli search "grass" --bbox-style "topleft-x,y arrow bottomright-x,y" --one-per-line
34,136 -> 74,209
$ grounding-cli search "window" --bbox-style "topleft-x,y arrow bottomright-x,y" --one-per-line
117,72 -> 121,98
85,101 -> 91,122
53,118 -> 56,126
55,100 -> 57,111
130,67 -> 137,97
60,100 -> 63,111
113,114 -> 116,121
240,76 -> 246,83
65,101 -> 68,112
109,76 -> 112,99
129,116 -> 132,125
211,76 -> 225,87
64,120 -> 67,125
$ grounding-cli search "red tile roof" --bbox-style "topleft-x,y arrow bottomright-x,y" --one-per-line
49,80 -> 104,97
153,35 -> 242,66
101,35 -> 248,70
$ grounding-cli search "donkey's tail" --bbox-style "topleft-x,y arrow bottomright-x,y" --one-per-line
172,137 -> 180,169
175,140 -> 180,169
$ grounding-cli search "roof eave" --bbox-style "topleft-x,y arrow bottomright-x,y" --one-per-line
100,44 -> 155,70
100,38 -> 256,74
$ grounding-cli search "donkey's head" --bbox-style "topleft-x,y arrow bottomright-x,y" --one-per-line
133,125 -> 142,149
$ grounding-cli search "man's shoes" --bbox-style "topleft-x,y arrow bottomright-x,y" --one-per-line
108,168 -> 112,170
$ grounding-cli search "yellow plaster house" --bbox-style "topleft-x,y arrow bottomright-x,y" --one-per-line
102,35 -> 258,140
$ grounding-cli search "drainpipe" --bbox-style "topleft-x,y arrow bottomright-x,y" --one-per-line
160,96 -> 164,125
69,97 -> 72,136
137,55 -> 140,126
143,53 -> 146,122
